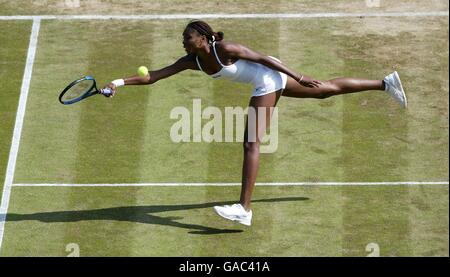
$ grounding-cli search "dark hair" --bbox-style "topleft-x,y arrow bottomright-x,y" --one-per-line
185,20 -> 224,43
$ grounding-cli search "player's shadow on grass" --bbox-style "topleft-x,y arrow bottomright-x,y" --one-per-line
6,197 -> 308,235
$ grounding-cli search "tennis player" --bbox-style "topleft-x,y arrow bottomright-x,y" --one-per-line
103,20 -> 407,226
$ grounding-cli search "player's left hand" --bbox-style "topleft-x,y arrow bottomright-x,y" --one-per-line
297,75 -> 323,88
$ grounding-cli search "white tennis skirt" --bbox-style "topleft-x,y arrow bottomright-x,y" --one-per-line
251,56 -> 288,97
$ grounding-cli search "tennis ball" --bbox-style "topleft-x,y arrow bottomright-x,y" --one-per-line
137,66 -> 149,77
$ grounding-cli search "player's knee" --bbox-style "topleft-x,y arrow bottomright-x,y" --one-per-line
314,92 -> 328,99
318,92 -> 332,99
316,87 -> 338,99
243,141 -> 260,152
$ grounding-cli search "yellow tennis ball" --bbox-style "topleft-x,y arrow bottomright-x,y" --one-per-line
137,66 -> 149,77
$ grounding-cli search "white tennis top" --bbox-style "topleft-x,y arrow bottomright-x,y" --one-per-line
195,41 -> 263,85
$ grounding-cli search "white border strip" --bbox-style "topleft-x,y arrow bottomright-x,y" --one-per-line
12,181 -> 449,187
0,18 -> 41,250
0,11 -> 448,21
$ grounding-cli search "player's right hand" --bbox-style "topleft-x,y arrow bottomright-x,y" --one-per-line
101,83 -> 117,97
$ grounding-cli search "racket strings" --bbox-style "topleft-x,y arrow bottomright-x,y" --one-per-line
61,79 -> 95,102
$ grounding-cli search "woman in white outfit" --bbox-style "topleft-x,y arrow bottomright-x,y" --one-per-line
103,20 -> 407,227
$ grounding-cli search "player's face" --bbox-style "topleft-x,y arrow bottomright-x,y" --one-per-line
182,28 -> 204,54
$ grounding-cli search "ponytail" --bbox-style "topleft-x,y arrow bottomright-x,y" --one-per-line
186,20 -> 224,43
213,31 -> 224,42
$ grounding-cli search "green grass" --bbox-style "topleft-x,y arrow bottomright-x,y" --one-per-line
12,17 -> 449,183
0,1 -> 448,256
1,185 -> 448,256
0,0 -> 448,15
0,21 -> 31,194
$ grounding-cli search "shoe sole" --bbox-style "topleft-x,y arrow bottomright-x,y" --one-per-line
213,207 -> 252,226
393,71 -> 407,108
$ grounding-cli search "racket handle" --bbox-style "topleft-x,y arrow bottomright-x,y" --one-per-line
100,88 -> 113,96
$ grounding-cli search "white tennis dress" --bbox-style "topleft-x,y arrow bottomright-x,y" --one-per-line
195,41 -> 287,97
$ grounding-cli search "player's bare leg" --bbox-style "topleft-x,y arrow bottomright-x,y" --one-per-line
282,75 -> 384,99
282,72 -> 407,107
213,90 -> 282,226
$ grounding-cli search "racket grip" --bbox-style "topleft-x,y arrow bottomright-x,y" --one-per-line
100,88 -> 113,96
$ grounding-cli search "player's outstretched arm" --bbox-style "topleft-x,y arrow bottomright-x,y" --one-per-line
102,54 -> 198,97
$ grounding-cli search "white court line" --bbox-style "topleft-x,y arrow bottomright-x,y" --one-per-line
0,19 -> 41,250
12,182 -> 449,187
0,11 -> 448,21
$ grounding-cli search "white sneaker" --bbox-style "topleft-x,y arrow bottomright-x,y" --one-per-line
213,204 -> 252,226
384,71 -> 407,108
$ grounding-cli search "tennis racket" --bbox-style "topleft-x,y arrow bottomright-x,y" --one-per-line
59,76 -> 113,105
